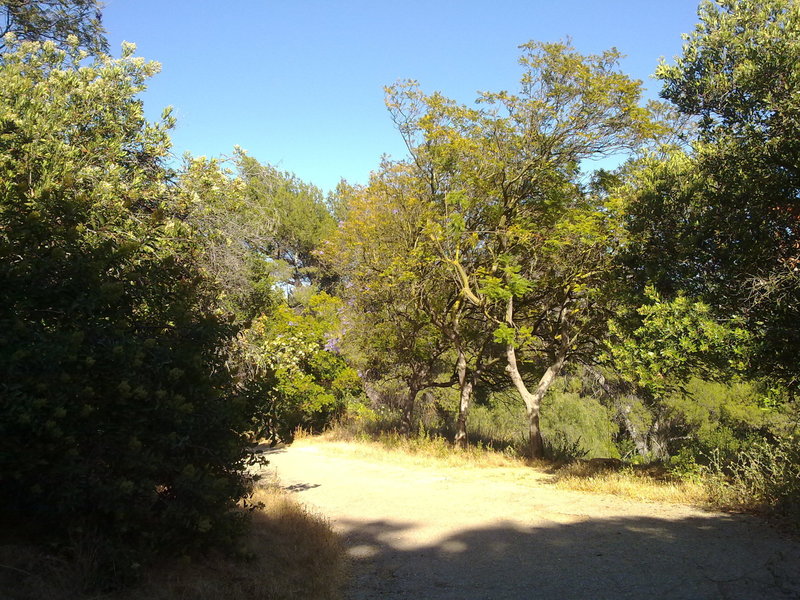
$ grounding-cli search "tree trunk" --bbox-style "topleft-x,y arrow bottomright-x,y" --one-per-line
505,343 -> 565,459
401,386 -> 419,436
615,399 -> 651,458
454,347 -> 473,449
647,415 -> 671,461
503,297 -> 569,459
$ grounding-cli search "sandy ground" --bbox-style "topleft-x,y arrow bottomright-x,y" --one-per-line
256,439 -> 800,600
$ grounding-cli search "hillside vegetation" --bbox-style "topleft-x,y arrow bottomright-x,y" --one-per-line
1,0 -> 798,597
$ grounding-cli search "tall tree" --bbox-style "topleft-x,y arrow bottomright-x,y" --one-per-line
623,0 -> 800,391
237,151 -> 336,294
324,162 -> 458,433
178,155 -> 281,324
386,40 -> 655,457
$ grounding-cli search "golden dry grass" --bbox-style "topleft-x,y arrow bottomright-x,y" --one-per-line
0,486 -> 345,600
552,461 -> 710,505
319,428 -> 536,470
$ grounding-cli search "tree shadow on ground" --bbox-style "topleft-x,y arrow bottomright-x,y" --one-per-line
337,513 -> 800,600
253,443 -> 289,455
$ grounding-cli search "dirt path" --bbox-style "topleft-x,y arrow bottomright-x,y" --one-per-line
257,439 -> 800,600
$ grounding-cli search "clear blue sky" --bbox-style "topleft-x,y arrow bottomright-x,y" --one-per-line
103,0 -> 703,194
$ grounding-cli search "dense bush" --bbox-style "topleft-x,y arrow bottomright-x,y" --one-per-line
0,38 -> 254,585
240,292 -> 361,443
541,391 -> 620,460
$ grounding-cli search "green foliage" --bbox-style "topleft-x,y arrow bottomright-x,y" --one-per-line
178,150 -> 336,324
0,1 -> 107,54
240,292 -> 360,443
541,391 -> 620,460
669,380 -> 779,442
607,287 -> 751,396
664,379 -> 785,482
383,39 -> 661,457
323,163 -> 457,429
602,289 -> 752,460
0,39 -> 252,585
704,435 -> 800,520
178,155 -> 283,324
624,0 -> 800,390
179,154 -> 350,443
236,151 -> 336,292
459,401 -> 524,449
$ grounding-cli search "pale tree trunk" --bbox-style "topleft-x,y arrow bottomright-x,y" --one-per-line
454,346 -> 473,449
447,306 -> 474,449
504,297 -> 569,459
647,415 -> 671,461
618,402 -> 651,458
506,344 -> 566,459
582,367 -> 654,460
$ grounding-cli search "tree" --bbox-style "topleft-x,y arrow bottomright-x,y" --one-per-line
0,39 -> 252,583
385,40 -> 655,457
605,288 -> 751,458
178,155 -> 282,324
623,0 -> 800,391
324,163 -> 458,433
1,0 -> 107,54
179,153 -> 350,444
236,151 -> 336,294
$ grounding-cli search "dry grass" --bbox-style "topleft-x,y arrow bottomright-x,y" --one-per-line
320,427 -> 536,471
552,461 -> 710,505
0,487 -> 345,600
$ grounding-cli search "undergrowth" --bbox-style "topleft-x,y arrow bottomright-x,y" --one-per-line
702,435 -> 800,521
0,486 -> 345,600
552,461 -> 708,505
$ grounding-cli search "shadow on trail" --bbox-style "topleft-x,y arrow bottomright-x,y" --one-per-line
283,482 -> 321,493
339,514 -> 800,600
254,444 -> 288,455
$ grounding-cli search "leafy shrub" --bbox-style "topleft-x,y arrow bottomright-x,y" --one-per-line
666,447 -> 706,482
543,431 -> 590,463
240,293 -> 361,443
465,401 -> 526,450
0,39 -> 254,587
541,391 -> 620,459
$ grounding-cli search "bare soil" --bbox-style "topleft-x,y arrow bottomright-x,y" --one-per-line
257,438 -> 800,600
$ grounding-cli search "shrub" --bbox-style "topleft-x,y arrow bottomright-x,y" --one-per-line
0,39 -> 254,587
541,391 -> 620,459
704,435 -> 800,521
239,293 -> 361,443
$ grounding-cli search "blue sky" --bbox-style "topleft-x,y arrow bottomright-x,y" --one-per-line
103,1 -> 703,194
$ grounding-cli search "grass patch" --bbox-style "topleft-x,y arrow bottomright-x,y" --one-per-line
322,425 -> 536,471
0,486 -> 345,600
552,460 -> 709,505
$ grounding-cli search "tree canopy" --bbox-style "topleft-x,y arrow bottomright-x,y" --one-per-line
622,0 -> 800,390
1,0 -> 107,54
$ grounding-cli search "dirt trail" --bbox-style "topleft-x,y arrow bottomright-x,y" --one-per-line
257,439 -> 800,600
